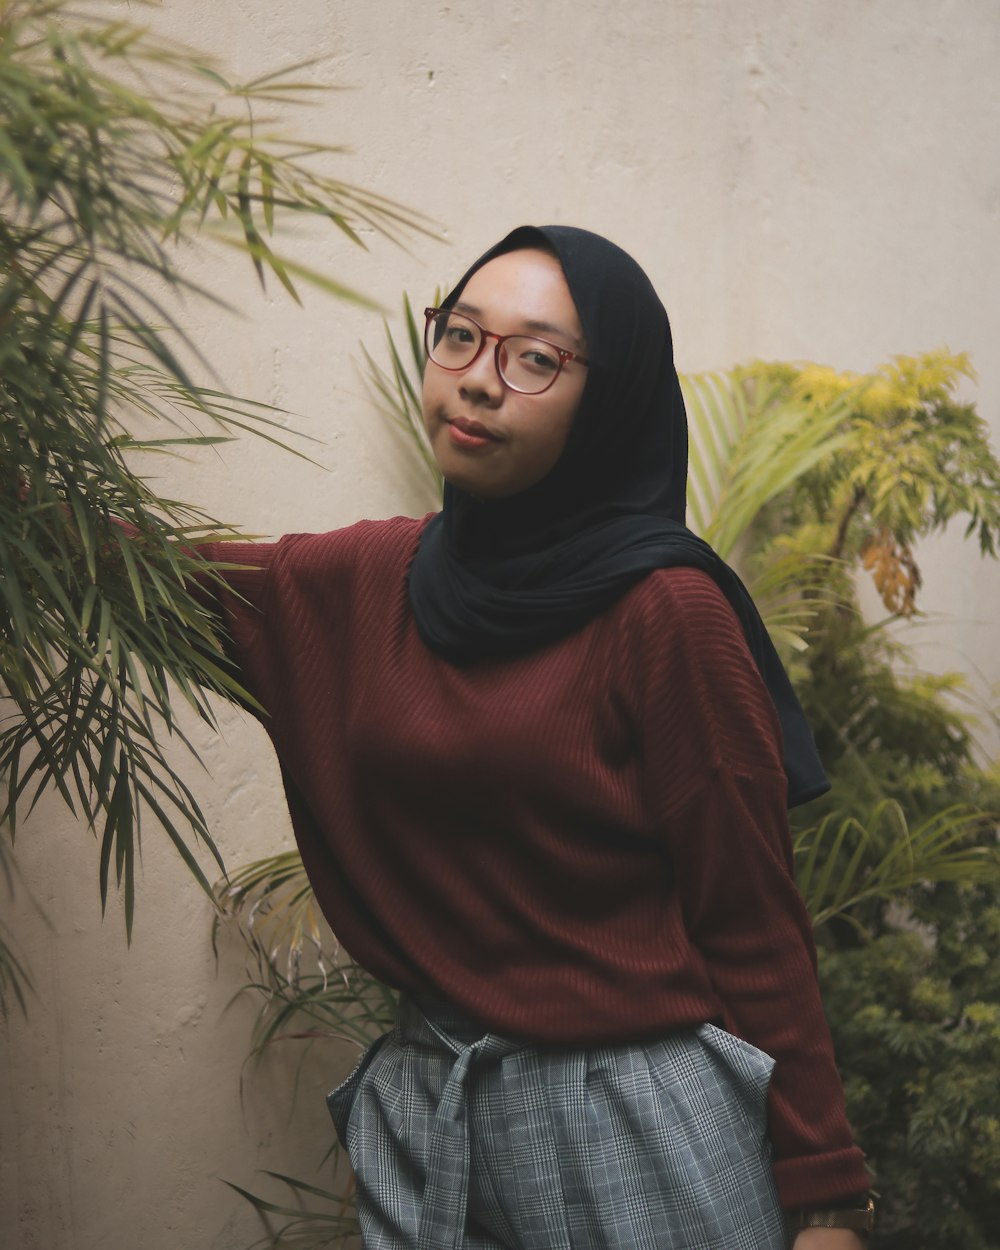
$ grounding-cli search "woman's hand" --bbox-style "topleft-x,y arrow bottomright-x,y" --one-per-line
792,1230 -> 868,1250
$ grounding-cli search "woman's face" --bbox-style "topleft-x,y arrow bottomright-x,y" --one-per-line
422,248 -> 588,499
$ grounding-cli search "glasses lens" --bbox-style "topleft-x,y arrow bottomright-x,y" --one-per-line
498,337 -> 565,394
426,311 -> 481,370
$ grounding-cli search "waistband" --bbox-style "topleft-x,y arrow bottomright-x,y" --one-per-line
398,993 -> 528,1061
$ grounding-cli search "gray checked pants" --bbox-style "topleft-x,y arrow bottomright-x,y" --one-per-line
327,995 -> 787,1250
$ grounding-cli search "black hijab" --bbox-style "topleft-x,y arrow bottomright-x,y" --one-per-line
407,225 -> 828,807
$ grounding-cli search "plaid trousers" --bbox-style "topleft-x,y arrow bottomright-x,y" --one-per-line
327,996 -> 787,1250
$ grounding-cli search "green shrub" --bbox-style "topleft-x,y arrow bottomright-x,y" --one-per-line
821,885 -> 1000,1249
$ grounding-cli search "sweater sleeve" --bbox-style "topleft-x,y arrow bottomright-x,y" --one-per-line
633,569 -> 869,1208
190,538 -> 276,616
178,538 -> 279,702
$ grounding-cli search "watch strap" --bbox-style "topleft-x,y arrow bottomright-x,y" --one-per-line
791,1196 -> 875,1234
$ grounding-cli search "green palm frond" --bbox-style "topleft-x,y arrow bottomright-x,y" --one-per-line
359,292 -> 442,506
215,850 -> 396,1058
795,801 -> 1000,934
234,958 -> 397,1061
683,367 -> 858,557
0,837 -> 43,1015
681,366 -> 864,648
0,878 -> 32,1017
214,851 -> 327,981
683,369 -> 756,539
0,929 -> 32,1017
223,1170 -> 358,1250
741,550 -> 849,653
0,0 -> 434,959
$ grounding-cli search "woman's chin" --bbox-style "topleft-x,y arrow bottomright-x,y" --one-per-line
438,462 -> 508,500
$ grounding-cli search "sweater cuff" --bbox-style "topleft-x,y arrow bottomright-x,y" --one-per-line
773,1145 -> 872,1209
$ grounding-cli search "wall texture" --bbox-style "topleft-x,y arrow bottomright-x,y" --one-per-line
3,1 -> 999,1247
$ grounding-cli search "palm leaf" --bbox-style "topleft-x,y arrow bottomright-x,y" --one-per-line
223,1170 -> 358,1250
743,550 -> 851,652
684,368 -> 859,559
215,851 -> 327,980
1,0 -> 435,963
0,929 -> 32,1017
682,369 -> 753,538
234,961 -> 397,1060
0,838 -> 42,1017
359,292 -> 443,506
214,850 -> 396,1060
795,801 -> 1000,934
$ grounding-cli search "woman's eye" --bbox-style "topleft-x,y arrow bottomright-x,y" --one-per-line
444,324 -> 475,345
521,345 -> 559,371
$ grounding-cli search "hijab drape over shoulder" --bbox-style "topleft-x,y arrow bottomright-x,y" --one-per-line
408,225 -> 828,807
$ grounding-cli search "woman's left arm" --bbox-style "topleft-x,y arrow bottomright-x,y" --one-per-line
633,569 -> 871,1211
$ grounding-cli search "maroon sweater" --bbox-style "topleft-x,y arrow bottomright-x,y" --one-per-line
201,514 -> 868,1208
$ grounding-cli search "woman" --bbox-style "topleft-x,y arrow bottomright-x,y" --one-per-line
198,226 -> 873,1248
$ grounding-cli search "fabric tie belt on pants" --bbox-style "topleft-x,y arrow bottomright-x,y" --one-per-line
407,1003 -> 526,1250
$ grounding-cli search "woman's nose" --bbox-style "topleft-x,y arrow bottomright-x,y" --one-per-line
459,338 -> 504,401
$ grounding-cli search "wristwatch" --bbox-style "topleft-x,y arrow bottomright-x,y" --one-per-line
789,1196 -> 876,1237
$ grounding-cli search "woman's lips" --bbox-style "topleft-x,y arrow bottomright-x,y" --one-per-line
447,417 -> 500,449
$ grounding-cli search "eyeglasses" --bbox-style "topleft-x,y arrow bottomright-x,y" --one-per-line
423,307 -> 589,395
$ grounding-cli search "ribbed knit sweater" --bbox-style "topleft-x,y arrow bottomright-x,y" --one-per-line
200,514 -> 869,1209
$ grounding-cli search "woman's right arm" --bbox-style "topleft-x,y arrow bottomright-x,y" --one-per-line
8,467 -> 280,704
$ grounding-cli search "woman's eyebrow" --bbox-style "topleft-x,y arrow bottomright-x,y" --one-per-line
453,300 -> 584,351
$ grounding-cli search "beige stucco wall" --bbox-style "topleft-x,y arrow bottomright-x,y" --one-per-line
3,1 -> 999,1247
